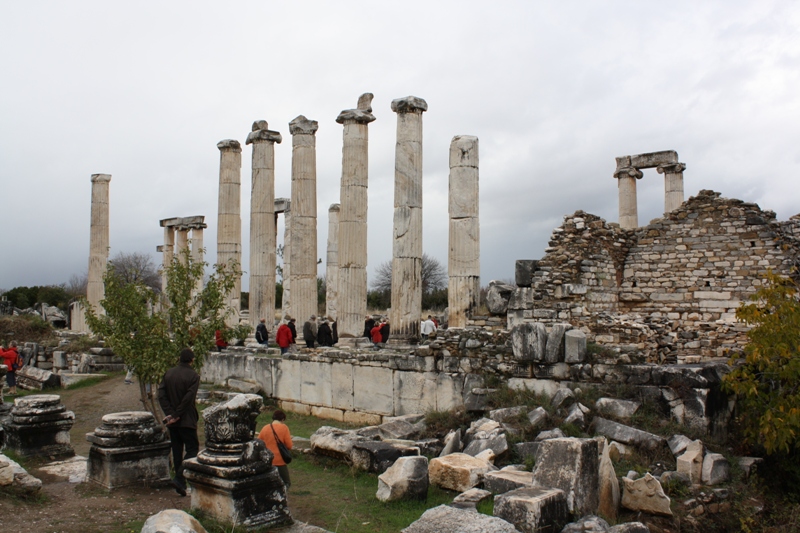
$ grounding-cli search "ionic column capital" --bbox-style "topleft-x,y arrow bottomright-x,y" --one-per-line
91,173 -> 112,183
336,93 -> 376,124
246,120 -> 282,144
289,115 -> 319,136
657,162 -> 687,174
614,167 -> 643,180
391,96 -> 428,114
217,139 -> 242,152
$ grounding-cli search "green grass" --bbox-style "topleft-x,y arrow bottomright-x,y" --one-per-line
64,374 -> 110,390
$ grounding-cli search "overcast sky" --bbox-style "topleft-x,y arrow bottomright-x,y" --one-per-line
2,1 -> 799,293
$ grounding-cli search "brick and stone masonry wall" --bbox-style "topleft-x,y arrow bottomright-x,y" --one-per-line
512,190 -> 800,362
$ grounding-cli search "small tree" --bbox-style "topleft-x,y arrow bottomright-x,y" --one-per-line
109,251 -> 161,292
371,254 -> 448,294
723,272 -> 800,454
86,250 -> 250,417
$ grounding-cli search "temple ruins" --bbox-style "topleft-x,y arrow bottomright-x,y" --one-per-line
216,139 -> 243,327
158,216 -> 206,302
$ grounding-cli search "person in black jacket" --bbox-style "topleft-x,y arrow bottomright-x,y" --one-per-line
287,317 -> 297,347
317,318 -> 334,347
379,318 -> 390,345
255,318 -> 269,345
363,315 -> 375,338
158,347 -> 200,496
302,315 -> 317,348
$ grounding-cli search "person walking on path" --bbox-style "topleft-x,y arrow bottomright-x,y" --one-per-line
1,341 -> 22,395
257,409 -> 293,489
302,315 -> 317,348
276,319 -> 293,355
158,347 -> 200,497
255,318 -> 269,345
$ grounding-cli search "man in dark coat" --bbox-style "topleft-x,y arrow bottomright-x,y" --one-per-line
380,319 -> 390,344
158,347 -> 200,496
288,317 -> 297,345
317,318 -> 334,347
255,318 -> 269,345
302,315 -> 317,348
363,315 -> 375,338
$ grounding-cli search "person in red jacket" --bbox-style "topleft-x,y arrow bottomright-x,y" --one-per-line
371,323 -> 383,350
275,320 -> 293,355
1,341 -> 22,395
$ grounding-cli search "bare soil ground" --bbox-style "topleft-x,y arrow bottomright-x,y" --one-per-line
0,374 -> 310,533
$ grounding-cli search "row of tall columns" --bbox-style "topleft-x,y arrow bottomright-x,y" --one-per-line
389,96 -> 428,340
614,151 -> 686,230
325,204 -> 340,320
246,121 -> 282,330
216,140 -> 243,327
448,136 -> 481,328
158,216 -> 206,305
288,116 -> 320,324
335,94 -> 376,337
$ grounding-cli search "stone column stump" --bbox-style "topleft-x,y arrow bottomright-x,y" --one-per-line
4,394 -> 75,458
183,394 -> 291,529
86,411 -> 171,489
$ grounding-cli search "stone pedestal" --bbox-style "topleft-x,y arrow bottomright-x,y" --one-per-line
289,115 -> 320,325
336,93 -> 376,337
4,394 -> 75,458
390,96 -> 427,341
325,204 -> 340,320
448,135 -> 480,328
184,394 -> 291,529
217,139 -> 243,327
247,121 -> 282,329
86,411 -> 171,489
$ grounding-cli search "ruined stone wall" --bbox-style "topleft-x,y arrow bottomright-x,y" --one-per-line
512,190 -> 800,361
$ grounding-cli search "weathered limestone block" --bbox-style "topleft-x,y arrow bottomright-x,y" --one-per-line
598,439 -> 620,522
0,457 -> 13,486
515,260 -> 537,288
564,329 -> 587,363
561,515 -> 610,533
595,398 -> 640,421
563,402 -> 589,430
464,387 -> 494,412
545,323 -> 569,363
527,406 -> 549,429
489,405 -> 526,423
401,504 -> 518,533
515,442 -> 540,463
310,426 -> 375,461
374,418 -> 420,441
86,411 -> 171,489
428,453 -> 493,492
621,473 -> 672,516
551,387 -> 576,410
462,433 -> 508,458
593,417 -> 667,452
668,434 -> 692,456
536,428 -> 566,441
676,440 -> 704,483
531,437 -> 599,515
511,322 -> 547,361
483,469 -> 533,494
439,429 -> 461,456
494,486 -> 570,533
4,394 -> 75,458
141,509 -> 208,533
351,441 -> 419,474
702,453 -> 730,485
452,487 -> 493,508
376,455 -> 429,502
183,394 -> 291,529
485,281 -> 515,315
16,366 -> 60,390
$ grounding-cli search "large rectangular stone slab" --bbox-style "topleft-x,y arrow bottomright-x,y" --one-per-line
353,366 -> 394,415
273,359 -> 302,402
300,361 -> 332,407
331,362 -> 354,411
394,371 -> 437,415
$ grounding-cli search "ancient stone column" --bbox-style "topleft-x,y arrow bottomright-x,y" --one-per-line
87,173 -> 111,314
448,135 -> 480,328
274,198 -> 291,316
216,140 -> 243,326
389,96 -> 428,341
659,162 -> 687,214
336,93 -> 375,337
325,204 -> 340,320
288,116 -> 319,324
613,158 -> 643,229
191,226 -> 204,298
161,224 -> 174,301
175,227 -> 189,264
246,121 -> 282,330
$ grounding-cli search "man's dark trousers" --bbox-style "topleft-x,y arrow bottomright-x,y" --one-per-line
169,426 -> 199,488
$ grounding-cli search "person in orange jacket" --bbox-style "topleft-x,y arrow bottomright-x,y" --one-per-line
257,409 -> 293,489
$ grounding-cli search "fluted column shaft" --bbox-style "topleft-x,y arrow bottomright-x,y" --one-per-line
281,204 -> 292,316
659,162 -> 687,214
615,167 -> 642,229
191,227 -> 204,299
217,140 -> 243,326
247,121 -> 282,329
336,94 -> 375,337
175,228 -> 189,263
448,136 -> 480,328
325,204 -> 340,320
87,173 -> 111,311
289,116 -> 320,324
161,226 -> 175,301
390,96 -> 427,340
